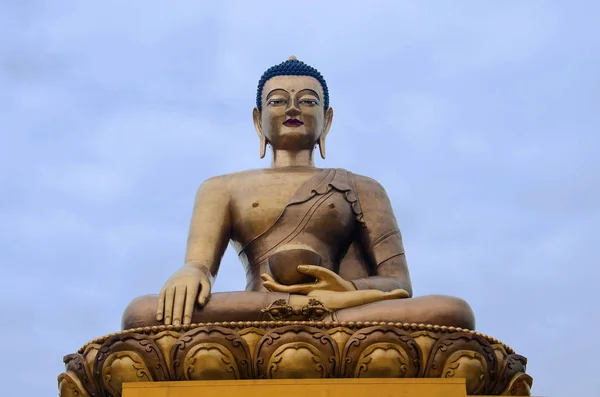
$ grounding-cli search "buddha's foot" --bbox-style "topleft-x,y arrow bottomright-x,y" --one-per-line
59,321 -> 532,396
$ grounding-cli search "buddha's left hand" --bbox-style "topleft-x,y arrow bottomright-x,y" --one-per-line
261,265 -> 356,294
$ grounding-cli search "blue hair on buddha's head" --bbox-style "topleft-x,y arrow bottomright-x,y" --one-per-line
256,56 -> 329,111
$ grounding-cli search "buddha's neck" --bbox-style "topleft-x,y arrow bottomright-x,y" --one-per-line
271,149 -> 315,168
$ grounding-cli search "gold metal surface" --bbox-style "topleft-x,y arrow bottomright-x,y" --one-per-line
59,57 -> 533,396
122,57 -> 475,332
123,379 -> 471,397
60,322 -> 532,396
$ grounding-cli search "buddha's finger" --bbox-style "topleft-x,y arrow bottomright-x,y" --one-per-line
385,289 -> 410,299
156,288 -> 166,321
297,265 -> 331,277
262,281 -> 289,293
260,273 -> 276,283
265,281 -> 313,295
164,286 -> 176,325
183,284 -> 198,325
172,286 -> 186,326
198,279 -> 211,306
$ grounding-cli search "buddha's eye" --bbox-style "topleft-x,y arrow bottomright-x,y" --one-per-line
267,99 -> 287,106
300,99 -> 319,106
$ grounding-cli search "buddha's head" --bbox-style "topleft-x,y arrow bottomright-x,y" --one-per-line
253,56 -> 334,159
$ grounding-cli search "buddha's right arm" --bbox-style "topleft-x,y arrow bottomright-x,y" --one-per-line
183,176 -> 232,283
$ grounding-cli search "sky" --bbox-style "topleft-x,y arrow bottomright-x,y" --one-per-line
0,1 -> 598,396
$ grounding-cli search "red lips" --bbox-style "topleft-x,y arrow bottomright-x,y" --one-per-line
283,118 -> 304,127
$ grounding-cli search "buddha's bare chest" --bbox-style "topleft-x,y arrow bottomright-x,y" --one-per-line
229,172 -> 316,242
228,170 -> 358,252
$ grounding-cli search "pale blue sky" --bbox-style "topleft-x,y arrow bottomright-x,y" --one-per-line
1,1 -> 598,396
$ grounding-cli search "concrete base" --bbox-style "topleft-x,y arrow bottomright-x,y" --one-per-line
123,378 -> 487,397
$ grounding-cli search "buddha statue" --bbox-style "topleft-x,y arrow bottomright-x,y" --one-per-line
60,57 -> 533,397
121,56 -> 476,331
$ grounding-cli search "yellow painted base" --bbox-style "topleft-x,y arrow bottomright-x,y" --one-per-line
124,378 -> 472,397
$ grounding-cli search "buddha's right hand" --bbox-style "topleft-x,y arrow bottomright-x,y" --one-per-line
156,265 -> 212,326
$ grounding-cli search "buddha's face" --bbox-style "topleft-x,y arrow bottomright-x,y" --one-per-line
254,75 -> 333,152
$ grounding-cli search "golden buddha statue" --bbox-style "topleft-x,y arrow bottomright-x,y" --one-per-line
59,57 -> 533,397
121,56 -> 475,331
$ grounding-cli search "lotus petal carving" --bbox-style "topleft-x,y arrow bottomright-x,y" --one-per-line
58,321 -> 531,396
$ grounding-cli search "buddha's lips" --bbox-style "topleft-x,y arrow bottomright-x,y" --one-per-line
283,119 -> 304,127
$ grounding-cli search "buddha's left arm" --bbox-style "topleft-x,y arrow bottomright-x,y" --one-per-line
350,175 -> 413,297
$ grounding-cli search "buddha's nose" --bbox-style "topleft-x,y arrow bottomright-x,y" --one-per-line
285,102 -> 301,117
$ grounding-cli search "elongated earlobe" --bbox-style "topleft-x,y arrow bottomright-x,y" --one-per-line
318,136 -> 326,159
260,136 -> 267,159
319,107 -> 333,160
253,107 -> 267,159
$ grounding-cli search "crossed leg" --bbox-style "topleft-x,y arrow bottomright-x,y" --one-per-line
122,290 -> 475,330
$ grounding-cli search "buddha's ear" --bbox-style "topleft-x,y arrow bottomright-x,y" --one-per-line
253,107 -> 263,135
253,107 -> 267,159
319,107 -> 334,159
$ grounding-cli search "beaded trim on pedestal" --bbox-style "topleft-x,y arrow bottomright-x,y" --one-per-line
78,320 -> 515,354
